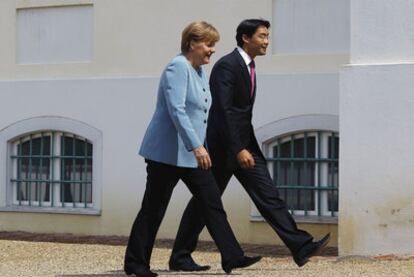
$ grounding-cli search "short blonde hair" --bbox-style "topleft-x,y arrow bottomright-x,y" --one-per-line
181,21 -> 220,53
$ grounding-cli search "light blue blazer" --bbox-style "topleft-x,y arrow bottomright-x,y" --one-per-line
139,54 -> 212,168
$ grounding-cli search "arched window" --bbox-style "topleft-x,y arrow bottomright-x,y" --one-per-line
0,116 -> 102,214
267,131 -> 338,217
10,132 -> 93,208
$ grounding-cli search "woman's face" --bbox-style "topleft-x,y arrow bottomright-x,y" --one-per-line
190,40 -> 216,65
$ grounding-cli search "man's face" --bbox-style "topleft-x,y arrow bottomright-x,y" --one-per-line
243,26 -> 269,57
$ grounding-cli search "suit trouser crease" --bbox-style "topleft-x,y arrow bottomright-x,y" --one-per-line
125,161 -> 244,269
171,150 -> 313,263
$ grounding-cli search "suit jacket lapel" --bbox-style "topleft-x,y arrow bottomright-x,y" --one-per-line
232,49 -> 252,100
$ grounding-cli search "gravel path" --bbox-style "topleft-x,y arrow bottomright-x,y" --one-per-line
0,240 -> 413,277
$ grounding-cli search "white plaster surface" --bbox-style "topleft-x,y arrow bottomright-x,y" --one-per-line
339,0 -> 414,256
16,5 -> 93,64
272,0 -> 349,54
351,0 -> 414,64
340,63 -> 414,255
0,72 -> 339,238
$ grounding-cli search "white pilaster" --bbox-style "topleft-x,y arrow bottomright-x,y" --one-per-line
339,0 -> 414,255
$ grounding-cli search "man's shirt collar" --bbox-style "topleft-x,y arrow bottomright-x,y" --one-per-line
237,46 -> 252,67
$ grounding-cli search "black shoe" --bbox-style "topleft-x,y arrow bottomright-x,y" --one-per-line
124,264 -> 158,277
293,233 -> 330,267
169,260 -> 211,272
223,255 -> 262,274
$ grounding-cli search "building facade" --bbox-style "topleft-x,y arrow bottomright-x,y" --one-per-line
0,0 -> 349,248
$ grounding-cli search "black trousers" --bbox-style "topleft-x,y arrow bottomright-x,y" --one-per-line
124,160 -> 244,270
171,149 -> 313,263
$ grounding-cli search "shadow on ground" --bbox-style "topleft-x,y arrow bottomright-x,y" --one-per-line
57,269 -> 239,276
0,231 -> 337,257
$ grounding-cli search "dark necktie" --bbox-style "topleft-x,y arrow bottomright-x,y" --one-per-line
249,60 -> 255,98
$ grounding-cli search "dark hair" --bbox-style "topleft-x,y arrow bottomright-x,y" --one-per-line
236,19 -> 270,47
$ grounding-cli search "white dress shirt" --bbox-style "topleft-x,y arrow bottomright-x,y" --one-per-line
237,46 -> 253,74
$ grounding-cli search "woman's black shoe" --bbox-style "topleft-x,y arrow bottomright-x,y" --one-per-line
124,264 -> 158,277
223,255 -> 262,274
169,260 -> 211,272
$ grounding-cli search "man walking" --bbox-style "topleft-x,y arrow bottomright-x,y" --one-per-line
169,19 -> 330,272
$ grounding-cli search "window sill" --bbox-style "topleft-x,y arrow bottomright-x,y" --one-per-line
250,215 -> 337,224
0,206 -> 101,216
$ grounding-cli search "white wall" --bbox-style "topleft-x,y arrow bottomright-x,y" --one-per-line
0,71 -> 339,238
254,73 -> 339,128
340,64 -> 414,255
272,0 -> 349,55
0,0 -> 344,243
0,77 -> 160,235
0,0 -> 347,79
16,5 -> 94,64
350,0 -> 414,64
0,0 -> 274,79
339,0 -> 414,255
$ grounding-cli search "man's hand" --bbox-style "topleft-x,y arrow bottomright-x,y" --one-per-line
193,146 -> 212,170
237,149 -> 255,169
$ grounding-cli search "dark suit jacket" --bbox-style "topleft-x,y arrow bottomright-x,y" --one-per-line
207,49 -> 264,169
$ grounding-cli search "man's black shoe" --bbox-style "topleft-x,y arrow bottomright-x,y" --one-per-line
124,263 -> 158,277
293,233 -> 330,267
223,255 -> 262,274
169,260 -> 211,272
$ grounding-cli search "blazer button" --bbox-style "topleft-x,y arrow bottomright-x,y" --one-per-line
204,109 -> 207,113
205,98 -> 207,102
204,120 -> 207,123
203,88 -> 206,92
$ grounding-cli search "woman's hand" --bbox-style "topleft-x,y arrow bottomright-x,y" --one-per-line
193,146 -> 212,170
